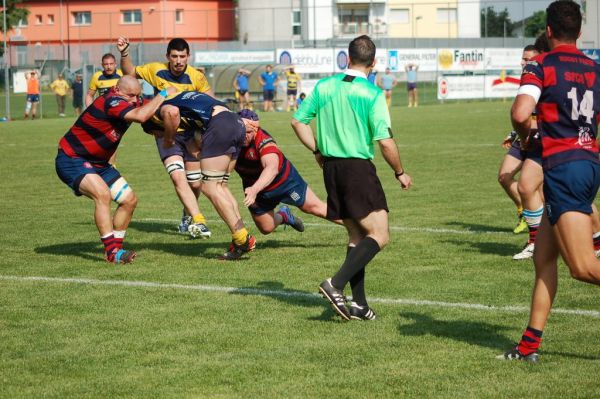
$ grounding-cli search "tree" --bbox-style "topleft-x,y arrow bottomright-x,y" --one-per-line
0,0 -> 29,56
480,7 -> 514,37
524,10 -> 546,38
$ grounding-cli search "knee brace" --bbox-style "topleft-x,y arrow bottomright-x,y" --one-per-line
165,160 -> 185,175
186,169 -> 202,183
109,177 -> 133,204
201,170 -> 230,183
25,102 -> 32,112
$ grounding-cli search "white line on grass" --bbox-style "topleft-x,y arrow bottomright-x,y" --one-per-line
140,218 -> 505,235
1,275 -> 598,318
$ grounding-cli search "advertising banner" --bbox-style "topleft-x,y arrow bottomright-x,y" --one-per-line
387,49 -> 438,72
437,48 -> 485,71
484,48 -> 523,70
276,49 -> 335,73
484,72 -> 521,98
333,48 -> 388,72
437,76 -> 485,100
194,51 -> 274,65
582,49 -> 600,63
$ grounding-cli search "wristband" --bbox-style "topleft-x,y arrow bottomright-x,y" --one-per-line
395,170 -> 404,179
120,42 -> 130,57
159,89 -> 168,98
312,149 -> 320,155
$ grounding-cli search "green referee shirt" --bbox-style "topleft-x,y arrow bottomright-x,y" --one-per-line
293,69 -> 392,160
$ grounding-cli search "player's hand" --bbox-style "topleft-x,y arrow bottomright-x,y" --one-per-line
243,187 -> 258,207
162,138 -> 175,149
397,174 -> 412,190
117,37 -> 130,55
502,131 -> 517,149
314,152 -> 324,168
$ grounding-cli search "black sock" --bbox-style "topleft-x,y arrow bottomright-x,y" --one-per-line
331,237 -> 380,291
349,268 -> 366,306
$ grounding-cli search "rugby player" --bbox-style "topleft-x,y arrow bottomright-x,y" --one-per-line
236,110 -> 338,235
500,0 -> 600,362
117,36 -> 213,239
85,53 -> 123,107
153,91 -> 256,261
55,76 -> 176,264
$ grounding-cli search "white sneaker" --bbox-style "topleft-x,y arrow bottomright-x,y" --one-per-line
513,243 -> 534,260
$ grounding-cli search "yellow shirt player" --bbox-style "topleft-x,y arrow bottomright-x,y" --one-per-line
50,73 -> 70,116
116,36 -> 220,245
285,67 -> 301,111
86,53 -> 123,106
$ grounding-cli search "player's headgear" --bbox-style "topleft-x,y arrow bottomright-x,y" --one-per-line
167,38 -> 190,54
239,109 -> 259,121
546,0 -> 581,42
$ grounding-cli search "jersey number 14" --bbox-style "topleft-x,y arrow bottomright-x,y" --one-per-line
567,88 -> 594,124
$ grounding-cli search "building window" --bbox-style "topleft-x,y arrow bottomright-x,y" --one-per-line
338,6 -> 369,34
292,10 -> 301,36
17,18 -> 28,27
122,10 -> 142,24
35,15 -> 43,25
73,11 -> 92,25
176,9 -> 184,24
437,8 -> 457,24
389,8 -> 409,24
48,14 -> 55,25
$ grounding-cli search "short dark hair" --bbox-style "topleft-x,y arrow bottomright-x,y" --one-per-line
523,44 -> 537,53
546,0 -> 581,42
102,53 -> 116,62
167,38 -> 190,54
534,33 -> 550,53
348,35 -> 376,67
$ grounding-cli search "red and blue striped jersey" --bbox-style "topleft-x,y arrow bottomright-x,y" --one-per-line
59,88 -> 137,162
235,128 -> 291,192
519,44 -> 600,170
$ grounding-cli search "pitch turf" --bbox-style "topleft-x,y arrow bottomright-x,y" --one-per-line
1,101 -> 600,398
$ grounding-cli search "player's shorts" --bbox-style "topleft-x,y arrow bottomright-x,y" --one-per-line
55,149 -> 121,196
287,89 -> 297,96
200,111 -> 245,160
155,130 -> 198,163
247,165 -> 308,215
543,160 -> 600,225
407,82 -> 417,91
507,139 -> 542,165
72,97 -> 83,108
323,157 -> 388,220
238,90 -> 248,96
263,90 -> 275,101
27,94 -> 40,103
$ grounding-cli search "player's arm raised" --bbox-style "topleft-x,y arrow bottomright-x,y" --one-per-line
117,37 -> 136,77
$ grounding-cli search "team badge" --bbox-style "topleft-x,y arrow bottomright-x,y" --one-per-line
247,149 -> 257,160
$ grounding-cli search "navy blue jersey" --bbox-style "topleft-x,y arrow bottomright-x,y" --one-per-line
160,91 -> 227,132
520,44 -> 600,170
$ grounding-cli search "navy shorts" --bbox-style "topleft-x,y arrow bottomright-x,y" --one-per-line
407,82 -> 417,91
248,165 -> 308,215
506,139 -> 542,165
263,90 -> 275,101
287,89 -> 297,96
156,130 -> 197,162
543,160 -> 600,225
55,150 -> 121,196
238,90 -> 248,96
27,94 -> 40,103
200,111 -> 245,160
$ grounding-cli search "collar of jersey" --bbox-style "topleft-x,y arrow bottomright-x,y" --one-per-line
551,44 -> 580,54
344,69 -> 367,79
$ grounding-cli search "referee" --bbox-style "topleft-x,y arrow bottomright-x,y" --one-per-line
291,35 -> 412,321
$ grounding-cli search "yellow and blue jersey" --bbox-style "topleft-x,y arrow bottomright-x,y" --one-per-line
135,62 -> 211,94
89,69 -> 123,96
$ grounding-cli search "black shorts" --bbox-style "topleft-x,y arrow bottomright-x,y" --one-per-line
72,98 -> 83,108
200,111 -> 246,160
238,90 -> 248,96
287,89 -> 297,96
263,90 -> 275,101
323,157 -> 388,220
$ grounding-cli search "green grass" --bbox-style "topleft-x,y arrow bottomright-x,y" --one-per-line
1,103 -> 600,398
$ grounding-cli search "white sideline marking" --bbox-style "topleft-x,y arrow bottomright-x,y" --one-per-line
1,275 -> 598,318
140,218 -> 505,235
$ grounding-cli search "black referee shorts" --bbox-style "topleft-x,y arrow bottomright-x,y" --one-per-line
323,157 -> 388,220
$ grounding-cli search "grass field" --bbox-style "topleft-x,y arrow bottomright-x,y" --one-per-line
1,101 -> 600,398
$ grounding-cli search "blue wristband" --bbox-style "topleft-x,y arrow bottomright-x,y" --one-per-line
159,89 -> 168,98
